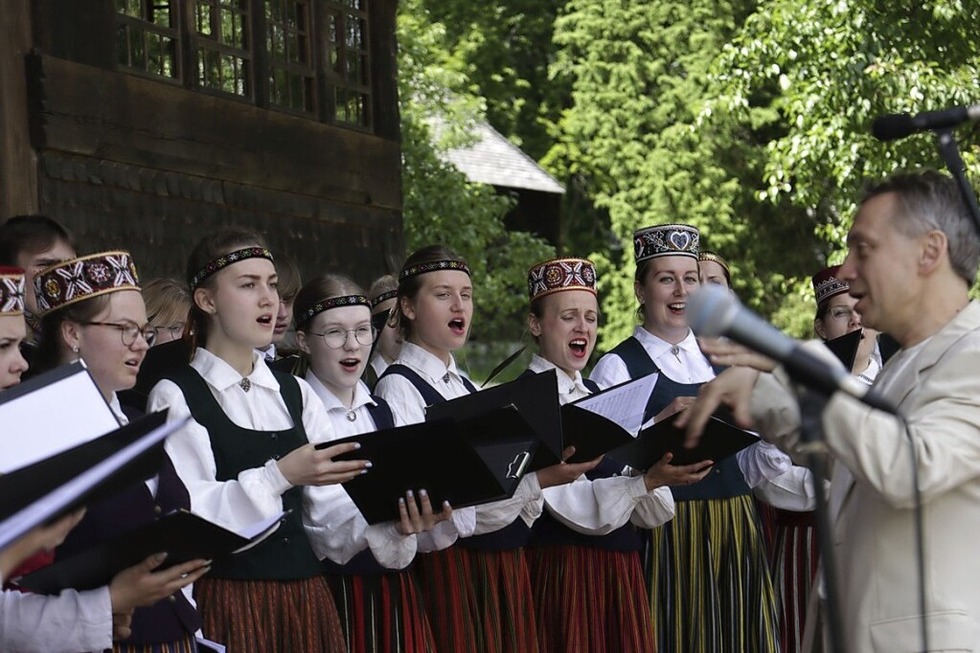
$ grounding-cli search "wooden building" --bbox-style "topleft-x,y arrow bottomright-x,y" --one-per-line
0,0 -> 403,285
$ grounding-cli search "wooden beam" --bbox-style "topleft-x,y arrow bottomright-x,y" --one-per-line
0,0 -> 38,217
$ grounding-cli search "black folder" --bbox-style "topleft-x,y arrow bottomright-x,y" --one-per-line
0,412 -> 183,551
559,407 -> 637,463
424,369 -> 563,470
15,510 -> 285,594
326,406 -> 540,524
825,329 -> 862,370
609,412 -> 759,470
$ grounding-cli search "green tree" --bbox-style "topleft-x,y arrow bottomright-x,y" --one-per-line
397,0 -> 555,360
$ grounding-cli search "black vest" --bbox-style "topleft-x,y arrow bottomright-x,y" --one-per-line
57,438 -> 201,643
604,337 -> 751,501
163,366 -> 323,580
379,364 -> 530,550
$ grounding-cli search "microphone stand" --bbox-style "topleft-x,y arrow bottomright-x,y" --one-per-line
935,128 -> 980,235
797,389 -> 847,653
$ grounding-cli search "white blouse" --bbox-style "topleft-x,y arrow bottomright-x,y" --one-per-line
303,372 -> 416,569
590,326 -> 793,488
148,348 -> 394,567
0,577 -> 112,653
529,355 -> 675,533
373,342 -> 544,547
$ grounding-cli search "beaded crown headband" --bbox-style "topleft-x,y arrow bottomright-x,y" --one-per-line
190,246 -> 274,291
527,258 -> 597,302
398,260 -> 471,283
812,265 -> 850,305
698,251 -> 731,277
634,224 -> 700,263
35,251 -> 140,317
297,294 -> 371,326
370,289 -> 398,309
0,267 -> 26,316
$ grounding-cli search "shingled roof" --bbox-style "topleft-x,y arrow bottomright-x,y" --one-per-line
441,121 -> 565,195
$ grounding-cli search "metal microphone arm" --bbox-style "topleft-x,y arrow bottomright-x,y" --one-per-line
934,128 -> 980,236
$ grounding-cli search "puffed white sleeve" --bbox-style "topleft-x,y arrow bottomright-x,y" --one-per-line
735,441 -> 794,488
542,474 -> 674,535
0,586 -> 113,653
753,465 -> 820,512
150,379 -> 291,531
588,353 -> 630,390
472,473 -> 542,535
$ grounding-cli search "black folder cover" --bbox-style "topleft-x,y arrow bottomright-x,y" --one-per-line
327,406 -> 540,524
609,413 -> 759,470
16,510 -> 285,594
424,369 -> 563,470
0,412 -> 178,550
825,329 -> 862,371
559,406 -> 637,463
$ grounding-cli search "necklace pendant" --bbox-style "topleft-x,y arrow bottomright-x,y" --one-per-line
239,377 -> 251,392
442,372 -> 451,383
346,409 -> 357,422
670,345 -> 681,358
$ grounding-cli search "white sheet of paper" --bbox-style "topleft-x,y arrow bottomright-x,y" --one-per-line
232,511 -> 287,554
0,363 -> 119,472
572,373 -> 659,435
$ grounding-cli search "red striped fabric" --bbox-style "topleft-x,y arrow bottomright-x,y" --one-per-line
114,637 -> 196,653
194,576 -> 346,652
530,544 -> 657,652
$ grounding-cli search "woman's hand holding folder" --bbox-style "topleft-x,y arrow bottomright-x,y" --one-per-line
277,441 -> 371,487
395,489 -> 453,536
535,446 -> 604,489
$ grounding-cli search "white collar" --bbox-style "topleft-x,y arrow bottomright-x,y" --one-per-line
396,341 -> 463,384
304,371 -> 376,412
528,354 -> 591,396
192,347 -> 280,392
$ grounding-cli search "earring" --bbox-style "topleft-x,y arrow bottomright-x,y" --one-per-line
72,345 -> 79,354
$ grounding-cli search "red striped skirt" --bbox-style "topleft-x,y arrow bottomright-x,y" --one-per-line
114,637 -> 196,653
413,547 -> 539,653
324,571 -> 436,653
529,545 -> 656,653
194,576 -> 346,653
769,510 -> 818,653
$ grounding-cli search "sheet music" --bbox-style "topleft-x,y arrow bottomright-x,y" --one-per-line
0,364 -> 118,472
571,373 -> 659,435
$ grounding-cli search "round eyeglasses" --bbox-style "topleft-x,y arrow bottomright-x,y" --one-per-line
152,322 -> 186,339
80,321 -> 157,347
310,325 -> 376,349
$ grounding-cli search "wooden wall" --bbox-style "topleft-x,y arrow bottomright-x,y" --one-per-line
2,0 -> 404,288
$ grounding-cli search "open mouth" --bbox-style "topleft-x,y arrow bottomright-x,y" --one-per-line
339,357 -> 361,373
568,338 -> 588,357
448,318 -> 466,335
124,357 -> 143,370
257,314 -> 274,327
668,302 -> 686,314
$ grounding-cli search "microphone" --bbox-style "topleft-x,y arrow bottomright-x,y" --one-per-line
687,284 -> 897,414
872,103 -> 980,141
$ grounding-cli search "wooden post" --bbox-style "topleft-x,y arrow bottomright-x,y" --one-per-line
0,0 -> 39,217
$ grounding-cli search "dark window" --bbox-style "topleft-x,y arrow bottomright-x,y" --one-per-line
112,0 -> 372,129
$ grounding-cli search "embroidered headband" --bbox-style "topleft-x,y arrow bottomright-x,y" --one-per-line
698,250 -> 731,280
633,223 -> 700,263
812,265 -> 850,305
298,294 -> 370,326
398,260 -> 471,283
0,267 -> 26,316
370,289 -> 398,309
527,258 -> 598,302
35,251 -> 140,317
190,246 -> 275,291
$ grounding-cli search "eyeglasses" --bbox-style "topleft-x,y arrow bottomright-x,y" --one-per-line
828,307 -> 856,321
80,321 -> 157,347
310,325 -> 376,349
152,322 -> 186,339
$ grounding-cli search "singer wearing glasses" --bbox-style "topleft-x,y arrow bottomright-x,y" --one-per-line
681,170 -> 980,652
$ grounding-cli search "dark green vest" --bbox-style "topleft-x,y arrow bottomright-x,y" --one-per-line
164,366 -> 323,580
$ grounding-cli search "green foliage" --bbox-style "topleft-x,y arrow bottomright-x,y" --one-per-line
397,0 -> 555,352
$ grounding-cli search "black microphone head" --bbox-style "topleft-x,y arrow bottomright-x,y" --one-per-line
872,113 -> 914,141
686,284 -> 738,338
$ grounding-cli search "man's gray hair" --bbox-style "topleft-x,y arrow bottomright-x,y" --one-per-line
862,170 -> 979,284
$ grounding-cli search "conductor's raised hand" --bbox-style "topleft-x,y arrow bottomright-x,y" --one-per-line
642,453 -> 714,491
277,441 -> 370,486
675,366 -> 760,448
395,489 -> 453,535
697,336 -> 777,372
535,446 -> 603,489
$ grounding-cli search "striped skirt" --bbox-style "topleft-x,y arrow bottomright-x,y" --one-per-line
770,510 -> 819,653
194,576 -> 347,653
114,637 -> 196,653
645,495 -> 780,653
413,547 -> 539,653
324,571 -> 437,653
529,545 -> 656,653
